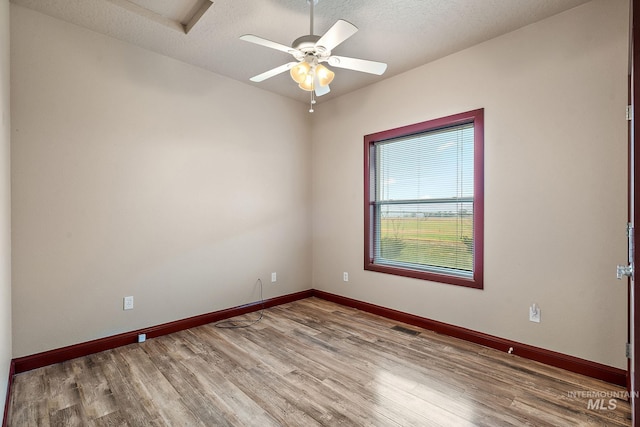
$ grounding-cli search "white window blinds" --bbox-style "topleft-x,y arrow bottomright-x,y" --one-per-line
373,123 -> 475,277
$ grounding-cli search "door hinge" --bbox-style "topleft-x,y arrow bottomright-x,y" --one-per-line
627,105 -> 633,121
626,342 -> 631,359
628,222 -> 634,265
617,223 -> 634,279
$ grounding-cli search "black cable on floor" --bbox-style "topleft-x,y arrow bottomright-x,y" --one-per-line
215,278 -> 264,329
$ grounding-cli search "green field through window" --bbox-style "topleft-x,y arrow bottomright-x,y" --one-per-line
379,216 -> 473,271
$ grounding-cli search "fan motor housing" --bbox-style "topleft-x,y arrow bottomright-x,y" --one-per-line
292,35 -> 322,52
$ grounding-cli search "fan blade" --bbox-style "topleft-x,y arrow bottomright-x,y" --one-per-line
240,34 -> 296,54
328,56 -> 387,75
314,73 -> 330,97
316,20 -> 358,52
250,62 -> 297,82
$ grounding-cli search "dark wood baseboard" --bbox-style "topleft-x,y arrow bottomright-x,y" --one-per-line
9,288 -> 626,389
311,290 -> 627,387
2,360 -> 15,427
13,289 -> 313,374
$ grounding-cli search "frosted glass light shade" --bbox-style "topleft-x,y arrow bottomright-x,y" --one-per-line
315,64 -> 335,86
290,62 -> 311,84
299,73 -> 315,91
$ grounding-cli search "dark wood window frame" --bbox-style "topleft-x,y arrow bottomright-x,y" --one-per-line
364,109 -> 484,289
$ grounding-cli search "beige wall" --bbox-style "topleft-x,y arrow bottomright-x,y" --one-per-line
0,0 -> 11,416
311,0 -> 629,368
10,5 -> 312,357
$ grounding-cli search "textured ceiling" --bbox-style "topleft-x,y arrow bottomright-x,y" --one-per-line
10,0 -> 592,105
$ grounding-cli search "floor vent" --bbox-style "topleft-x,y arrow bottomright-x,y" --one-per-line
391,325 -> 420,336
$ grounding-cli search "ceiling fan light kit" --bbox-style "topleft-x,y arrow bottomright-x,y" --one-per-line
290,60 -> 334,91
240,0 -> 387,112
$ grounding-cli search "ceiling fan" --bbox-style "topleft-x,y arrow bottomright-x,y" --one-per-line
240,0 -> 387,111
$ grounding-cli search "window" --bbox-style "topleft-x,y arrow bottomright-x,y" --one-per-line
364,109 -> 484,289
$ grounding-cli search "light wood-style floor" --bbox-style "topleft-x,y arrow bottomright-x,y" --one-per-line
6,297 -> 632,426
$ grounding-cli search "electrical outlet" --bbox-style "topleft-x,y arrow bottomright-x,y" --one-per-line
271,272 -> 277,283
529,303 -> 541,323
343,272 -> 349,282
123,296 -> 134,310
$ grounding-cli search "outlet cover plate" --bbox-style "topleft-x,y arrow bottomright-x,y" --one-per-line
124,296 -> 134,310
529,305 -> 541,323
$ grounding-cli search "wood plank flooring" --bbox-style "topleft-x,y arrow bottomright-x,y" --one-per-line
6,297 -> 632,426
